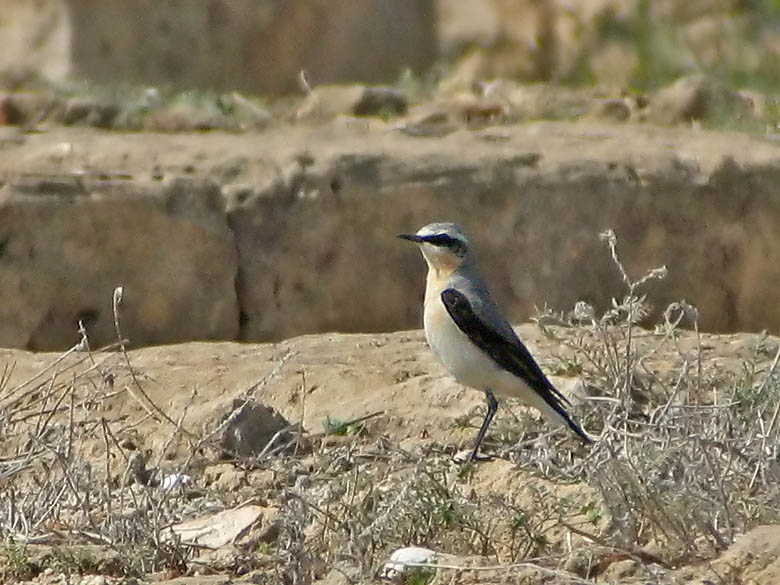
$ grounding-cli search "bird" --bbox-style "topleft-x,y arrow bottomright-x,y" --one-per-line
399,222 -> 592,461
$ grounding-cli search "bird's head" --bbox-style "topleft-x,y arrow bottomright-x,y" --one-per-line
398,222 -> 471,274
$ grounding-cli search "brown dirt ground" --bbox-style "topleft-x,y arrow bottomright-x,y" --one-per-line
1,323 -> 779,584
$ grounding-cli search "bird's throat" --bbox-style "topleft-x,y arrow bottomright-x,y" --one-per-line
424,263 -> 457,306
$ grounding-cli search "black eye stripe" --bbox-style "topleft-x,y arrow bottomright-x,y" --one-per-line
424,234 -> 462,247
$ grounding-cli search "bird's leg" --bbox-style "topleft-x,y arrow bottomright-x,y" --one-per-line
469,389 -> 498,462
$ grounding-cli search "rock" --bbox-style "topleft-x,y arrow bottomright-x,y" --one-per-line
62,0 -> 436,95
380,547 -> 437,581
352,86 -> 408,117
449,93 -> 507,126
254,508 -> 280,544
144,103 -> 234,132
400,92 -> 508,131
600,558 -> 642,581
394,106 -> 458,137
220,400 -> 293,458
61,98 -> 119,128
242,570 -> 272,585
204,463 -> 234,485
296,85 -> 369,122
561,549 -> 592,577
167,505 -> 266,549
127,451 -> 153,486
0,176 -> 239,350
248,469 -> 277,490
296,85 -> 406,121
204,464 -> 247,491
590,98 -> 631,122
505,83 -> 592,120
646,74 -> 747,125
0,92 -> 57,126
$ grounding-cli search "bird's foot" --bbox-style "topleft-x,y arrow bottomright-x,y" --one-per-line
452,449 -> 494,464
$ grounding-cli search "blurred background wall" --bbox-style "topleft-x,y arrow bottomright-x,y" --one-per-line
2,0 -> 436,93
2,0 -> 779,93
62,0 -> 436,94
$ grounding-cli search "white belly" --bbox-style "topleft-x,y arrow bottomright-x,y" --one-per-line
422,292 -> 572,430
424,297 -> 525,397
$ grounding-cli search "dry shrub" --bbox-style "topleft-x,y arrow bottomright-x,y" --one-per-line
532,230 -> 780,565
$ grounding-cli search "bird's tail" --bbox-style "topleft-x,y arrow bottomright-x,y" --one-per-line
526,389 -> 593,443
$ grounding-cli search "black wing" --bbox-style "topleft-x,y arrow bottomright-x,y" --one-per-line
440,288 -> 591,443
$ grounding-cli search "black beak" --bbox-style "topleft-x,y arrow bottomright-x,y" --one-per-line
398,234 -> 424,243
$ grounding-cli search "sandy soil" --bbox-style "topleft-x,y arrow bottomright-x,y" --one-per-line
1,321 -> 778,584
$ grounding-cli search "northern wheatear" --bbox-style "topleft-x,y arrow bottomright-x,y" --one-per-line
399,222 -> 591,461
